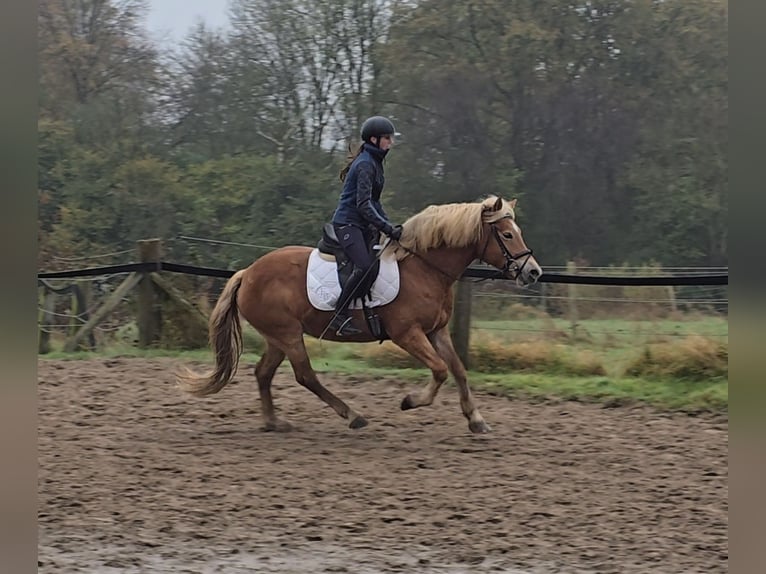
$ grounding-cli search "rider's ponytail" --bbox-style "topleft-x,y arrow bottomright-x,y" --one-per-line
339,143 -> 364,182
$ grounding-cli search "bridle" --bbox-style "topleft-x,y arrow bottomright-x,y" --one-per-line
391,213 -> 533,282
478,215 -> 533,279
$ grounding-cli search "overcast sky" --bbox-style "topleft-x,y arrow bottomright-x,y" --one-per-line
145,0 -> 231,45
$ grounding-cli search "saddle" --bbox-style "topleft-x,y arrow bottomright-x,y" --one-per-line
316,223 -> 382,294
316,223 -> 387,340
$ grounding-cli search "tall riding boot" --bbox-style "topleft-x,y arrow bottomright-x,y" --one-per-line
328,268 -> 366,336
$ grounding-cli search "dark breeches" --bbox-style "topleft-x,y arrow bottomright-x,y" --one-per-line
333,224 -> 375,271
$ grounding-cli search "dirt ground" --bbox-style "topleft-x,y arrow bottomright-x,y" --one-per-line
38,358 -> 728,573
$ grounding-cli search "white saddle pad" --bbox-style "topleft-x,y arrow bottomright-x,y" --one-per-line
306,248 -> 400,311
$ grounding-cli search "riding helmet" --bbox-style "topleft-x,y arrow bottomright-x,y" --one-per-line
360,116 -> 397,142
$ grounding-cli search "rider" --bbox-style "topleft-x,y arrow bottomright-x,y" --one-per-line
327,115 -> 403,336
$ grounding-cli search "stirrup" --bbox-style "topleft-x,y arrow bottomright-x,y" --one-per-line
333,315 -> 362,336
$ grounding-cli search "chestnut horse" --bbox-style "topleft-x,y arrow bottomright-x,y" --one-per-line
178,196 -> 542,433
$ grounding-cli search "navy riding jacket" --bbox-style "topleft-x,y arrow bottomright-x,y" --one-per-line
332,143 -> 394,235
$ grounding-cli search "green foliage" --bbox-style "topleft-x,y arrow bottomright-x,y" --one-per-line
354,336 -> 605,377
37,0 -> 727,272
177,155 -> 339,268
468,337 -> 606,376
41,312 -> 728,414
40,151 -> 187,264
480,374 -> 727,414
624,336 -> 728,381
379,0 -> 727,266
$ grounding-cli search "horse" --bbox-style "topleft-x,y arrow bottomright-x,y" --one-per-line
178,195 -> 543,434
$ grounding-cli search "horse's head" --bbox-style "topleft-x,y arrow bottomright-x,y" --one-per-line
478,196 -> 543,286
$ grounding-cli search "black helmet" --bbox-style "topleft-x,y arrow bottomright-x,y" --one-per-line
360,116 -> 396,142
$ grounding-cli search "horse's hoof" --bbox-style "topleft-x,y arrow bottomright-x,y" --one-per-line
400,395 -> 415,411
349,415 -> 369,429
262,419 -> 293,432
469,420 -> 491,434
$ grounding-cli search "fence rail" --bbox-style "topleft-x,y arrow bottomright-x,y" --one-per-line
39,260 -> 729,286
37,239 -> 728,363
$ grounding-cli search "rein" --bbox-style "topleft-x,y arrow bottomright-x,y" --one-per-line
395,244 -> 462,283
394,214 -> 533,283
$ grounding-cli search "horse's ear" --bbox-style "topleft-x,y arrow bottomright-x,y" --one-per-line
493,196 -> 503,212
509,198 -> 517,210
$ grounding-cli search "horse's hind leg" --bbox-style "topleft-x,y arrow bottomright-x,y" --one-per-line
281,337 -> 368,429
254,341 -> 290,432
397,326 -> 489,434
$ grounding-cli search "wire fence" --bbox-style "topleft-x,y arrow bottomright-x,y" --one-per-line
37,276 -> 729,349
37,237 -> 728,352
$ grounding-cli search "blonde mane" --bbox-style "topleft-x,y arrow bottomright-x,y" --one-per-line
385,196 -> 516,261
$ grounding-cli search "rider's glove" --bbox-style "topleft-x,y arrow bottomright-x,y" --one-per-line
388,225 -> 403,241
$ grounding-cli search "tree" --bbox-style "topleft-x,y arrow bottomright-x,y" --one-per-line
38,0 -> 160,146
37,0 -> 727,270
163,24 -> 246,160
178,154 -> 339,268
222,0 -> 394,155
379,0 -> 727,265
620,0 -> 728,266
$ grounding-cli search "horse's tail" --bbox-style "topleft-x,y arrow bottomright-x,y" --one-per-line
177,269 -> 246,397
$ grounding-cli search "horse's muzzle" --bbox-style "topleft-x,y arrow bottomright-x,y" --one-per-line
526,267 -> 541,283
509,259 -> 543,286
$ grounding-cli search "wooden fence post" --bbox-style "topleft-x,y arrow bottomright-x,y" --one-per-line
38,285 -> 55,354
451,278 -> 472,369
79,281 -> 96,350
67,283 -> 95,350
539,282 -> 548,315
69,288 -> 78,340
667,285 -> 677,314
137,239 -> 162,348
567,260 -> 578,337
64,272 -> 143,352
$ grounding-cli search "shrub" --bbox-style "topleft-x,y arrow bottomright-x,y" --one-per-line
158,306 -> 209,349
469,337 -> 606,376
358,335 -> 606,377
624,335 -> 728,380
470,338 -> 551,372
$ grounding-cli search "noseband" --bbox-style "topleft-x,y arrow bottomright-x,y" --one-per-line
479,215 -> 533,278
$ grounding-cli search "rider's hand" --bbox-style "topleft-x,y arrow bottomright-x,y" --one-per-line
388,225 -> 403,241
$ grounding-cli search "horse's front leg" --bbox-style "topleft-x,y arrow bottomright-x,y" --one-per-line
428,326 -> 490,434
395,327 -> 449,410
393,326 -> 490,434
